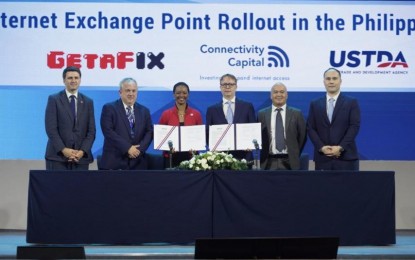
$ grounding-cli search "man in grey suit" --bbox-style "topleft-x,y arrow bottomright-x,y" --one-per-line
45,66 -> 96,170
258,82 -> 306,170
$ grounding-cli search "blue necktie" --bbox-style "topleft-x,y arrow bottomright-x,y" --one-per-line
126,106 -> 135,133
275,108 -> 286,152
69,95 -> 76,123
328,98 -> 334,123
226,101 -> 233,124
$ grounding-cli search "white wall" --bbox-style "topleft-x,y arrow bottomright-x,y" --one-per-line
0,160 -> 414,230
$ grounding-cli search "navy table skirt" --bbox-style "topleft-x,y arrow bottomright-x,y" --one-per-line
26,170 -> 395,246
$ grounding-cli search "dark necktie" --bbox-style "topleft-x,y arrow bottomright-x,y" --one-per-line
126,106 -> 135,132
69,95 -> 76,122
275,108 -> 286,152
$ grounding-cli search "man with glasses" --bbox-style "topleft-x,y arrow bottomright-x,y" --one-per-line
206,73 -> 256,160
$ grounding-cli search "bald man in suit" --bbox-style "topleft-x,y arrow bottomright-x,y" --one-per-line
100,78 -> 153,170
206,73 -> 256,160
45,66 -> 96,170
258,83 -> 307,170
307,68 -> 361,170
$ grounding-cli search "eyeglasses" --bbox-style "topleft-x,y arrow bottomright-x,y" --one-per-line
220,83 -> 236,88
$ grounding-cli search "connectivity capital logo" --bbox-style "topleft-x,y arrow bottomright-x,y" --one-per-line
224,45 -> 290,69
267,45 -> 290,68
199,44 -> 290,69
47,51 -> 165,70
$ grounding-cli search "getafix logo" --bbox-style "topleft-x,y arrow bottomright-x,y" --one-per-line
47,51 -> 165,70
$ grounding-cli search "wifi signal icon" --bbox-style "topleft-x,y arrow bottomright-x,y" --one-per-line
267,46 -> 290,68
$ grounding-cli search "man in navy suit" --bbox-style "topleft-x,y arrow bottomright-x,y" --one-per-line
45,66 -> 96,170
100,78 -> 153,170
307,68 -> 361,170
258,83 -> 307,170
206,73 -> 256,160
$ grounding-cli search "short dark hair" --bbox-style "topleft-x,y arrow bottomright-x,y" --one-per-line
220,73 -> 237,84
173,82 -> 190,93
63,66 -> 81,79
323,68 -> 341,79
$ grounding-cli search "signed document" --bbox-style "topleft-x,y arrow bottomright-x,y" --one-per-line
209,123 -> 262,151
235,123 -> 262,150
209,124 -> 235,151
154,124 -> 206,151
180,125 -> 206,151
154,125 -> 179,151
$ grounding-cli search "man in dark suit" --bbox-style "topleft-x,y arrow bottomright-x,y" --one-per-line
307,68 -> 361,170
45,66 -> 96,170
206,73 -> 256,160
100,78 -> 153,170
258,83 -> 307,170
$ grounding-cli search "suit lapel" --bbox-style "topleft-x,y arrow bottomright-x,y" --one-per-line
116,100 -> 131,131
233,99 -> 245,123
319,97 -> 330,124
59,91 -> 75,122
332,94 -> 344,123
76,94 -> 85,125
285,107 -> 293,134
133,103 -> 140,135
216,102 -> 227,123
265,107 -> 272,140
233,100 -> 240,123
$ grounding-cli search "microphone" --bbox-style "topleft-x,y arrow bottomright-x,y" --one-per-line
167,140 -> 174,170
252,139 -> 259,150
252,139 -> 260,170
246,161 -> 255,166
168,140 -> 173,153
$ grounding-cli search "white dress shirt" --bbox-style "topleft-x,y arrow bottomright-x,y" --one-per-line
326,92 -> 340,115
222,97 -> 236,118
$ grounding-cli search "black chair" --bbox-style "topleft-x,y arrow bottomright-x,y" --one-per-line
17,246 -> 85,259
195,237 -> 339,259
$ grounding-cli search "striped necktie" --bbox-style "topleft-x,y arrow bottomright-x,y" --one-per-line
126,106 -> 135,130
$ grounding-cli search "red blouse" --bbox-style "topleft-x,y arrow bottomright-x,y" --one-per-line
158,106 -> 203,126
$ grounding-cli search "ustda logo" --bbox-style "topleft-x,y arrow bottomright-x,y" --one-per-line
329,50 -> 408,68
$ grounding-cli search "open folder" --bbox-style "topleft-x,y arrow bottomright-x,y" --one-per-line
209,123 -> 262,151
154,124 -> 206,151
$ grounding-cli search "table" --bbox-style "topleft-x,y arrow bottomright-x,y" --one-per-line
26,170 -> 395,246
